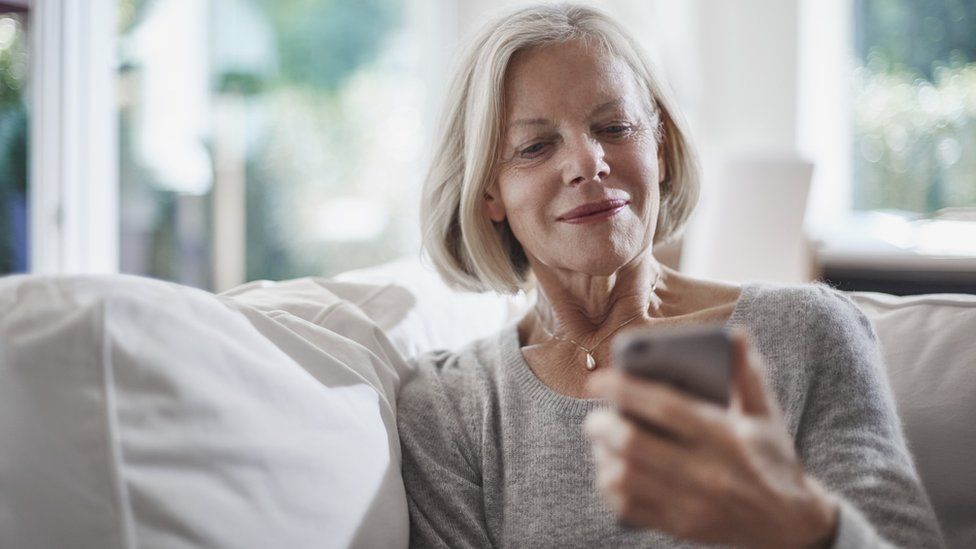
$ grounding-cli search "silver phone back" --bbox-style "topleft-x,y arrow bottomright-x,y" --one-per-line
611,324 -> 733,406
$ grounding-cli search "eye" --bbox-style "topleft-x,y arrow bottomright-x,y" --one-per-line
602,124 -> 633,136
519,142 -> 548,158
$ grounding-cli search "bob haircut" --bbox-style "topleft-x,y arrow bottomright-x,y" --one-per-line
420,2 -> 701,295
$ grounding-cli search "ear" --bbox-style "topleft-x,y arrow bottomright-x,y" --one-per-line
483,186 -> 506,223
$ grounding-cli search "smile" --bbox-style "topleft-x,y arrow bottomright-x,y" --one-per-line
558,200 -> 628,224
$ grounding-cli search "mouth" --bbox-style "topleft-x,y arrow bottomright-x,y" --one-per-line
558,199 -> 629,224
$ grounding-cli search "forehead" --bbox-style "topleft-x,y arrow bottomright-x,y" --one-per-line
503,39 -> 643,120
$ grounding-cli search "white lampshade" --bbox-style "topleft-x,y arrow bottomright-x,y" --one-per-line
680,154 -> 814,283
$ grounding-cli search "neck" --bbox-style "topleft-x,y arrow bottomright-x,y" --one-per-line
530,254 -> 666,347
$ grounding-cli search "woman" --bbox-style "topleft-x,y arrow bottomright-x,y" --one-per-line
397,4 -> 944,548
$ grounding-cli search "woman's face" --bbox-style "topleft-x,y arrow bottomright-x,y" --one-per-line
487,39 -> 665,277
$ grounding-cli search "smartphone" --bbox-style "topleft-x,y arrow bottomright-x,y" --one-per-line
611,324 -> 733,407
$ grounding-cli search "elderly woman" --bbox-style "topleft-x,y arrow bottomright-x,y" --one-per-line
397,4 -> 944,548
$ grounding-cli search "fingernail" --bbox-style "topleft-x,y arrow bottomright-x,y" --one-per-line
606,417 -> 629,449
583,410 -> 609,437
592,441 -> 608,463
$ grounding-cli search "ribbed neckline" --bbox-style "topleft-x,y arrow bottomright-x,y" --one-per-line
499,282 -> 760,416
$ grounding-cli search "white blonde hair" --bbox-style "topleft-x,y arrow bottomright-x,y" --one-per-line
420,2 -> 700,295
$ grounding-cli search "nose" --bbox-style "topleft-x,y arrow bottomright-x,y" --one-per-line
563,133 -> 610,186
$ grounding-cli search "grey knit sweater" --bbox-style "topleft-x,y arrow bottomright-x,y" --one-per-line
396,282 -> 945,548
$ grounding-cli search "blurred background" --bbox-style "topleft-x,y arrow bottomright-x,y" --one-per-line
2,0 -> 975,294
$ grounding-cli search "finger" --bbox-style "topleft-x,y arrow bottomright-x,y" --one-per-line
730,330 -> 774,417
590,445 -> 690,534
590,440 -> 677,510
587,411 -> 741,500
583,409 -> 690,474
587,369 -> 727,444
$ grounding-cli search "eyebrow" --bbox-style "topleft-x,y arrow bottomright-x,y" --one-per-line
506,99 -> 625,129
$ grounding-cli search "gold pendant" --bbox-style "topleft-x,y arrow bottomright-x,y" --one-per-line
585,352 -> 597,371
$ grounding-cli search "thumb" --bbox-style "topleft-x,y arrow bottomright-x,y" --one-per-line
730,329 -> 774,417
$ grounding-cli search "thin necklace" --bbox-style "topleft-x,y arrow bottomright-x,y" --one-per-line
538,270 -> 662,371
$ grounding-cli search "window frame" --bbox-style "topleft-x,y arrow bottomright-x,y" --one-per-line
29,0 -> 118,274
797,0 -> 855,239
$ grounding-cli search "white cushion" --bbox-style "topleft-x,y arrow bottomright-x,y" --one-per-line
850,292 -> 976,549
0,274 -> 408,549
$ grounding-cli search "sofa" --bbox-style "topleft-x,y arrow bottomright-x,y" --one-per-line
0,257 -> 973,548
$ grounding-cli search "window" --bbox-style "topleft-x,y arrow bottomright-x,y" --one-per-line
801,0 -> 976,273
118,0 -> 435,291
0,8 -> 27,275
852,0 -> 976,215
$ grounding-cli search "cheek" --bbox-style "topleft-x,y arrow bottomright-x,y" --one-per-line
503,190 -> 548,243
613,150 -> 661,208
497,168 -> 557,230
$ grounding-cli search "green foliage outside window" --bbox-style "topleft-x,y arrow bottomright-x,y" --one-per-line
853,0 -> 976,214
119,0 -> 405,289
241,0 -> 404,283
0,14 -> 27,274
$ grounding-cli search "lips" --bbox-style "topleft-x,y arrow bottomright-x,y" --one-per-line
557,199 -> 629,221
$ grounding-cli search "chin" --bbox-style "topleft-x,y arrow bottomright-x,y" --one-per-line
531,233 -> 644,275
567,251 -> 631,277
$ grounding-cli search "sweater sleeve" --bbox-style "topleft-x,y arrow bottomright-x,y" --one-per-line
396,350 -> 493,549
794,287 -> 945,549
